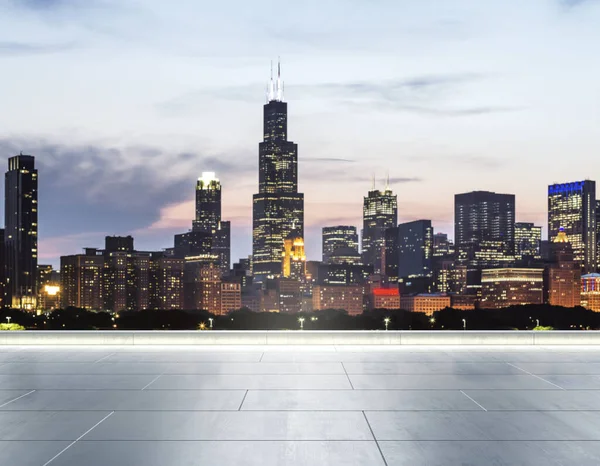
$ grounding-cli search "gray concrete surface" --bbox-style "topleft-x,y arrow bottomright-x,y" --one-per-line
1,344 -> 600,465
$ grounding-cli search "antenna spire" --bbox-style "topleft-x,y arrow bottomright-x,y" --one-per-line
276,56 -> 283,101
372,173 -> 375,191
386,171 -> 390,190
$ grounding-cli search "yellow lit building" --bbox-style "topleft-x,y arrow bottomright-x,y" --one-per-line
282,231 -> 306,279
400,294 -> 451,315
480,268 -> 544,309
312,285 -> 364,315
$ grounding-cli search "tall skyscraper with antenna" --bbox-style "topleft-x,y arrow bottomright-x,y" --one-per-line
361,178 -> 397,275
252,60 -> 304,283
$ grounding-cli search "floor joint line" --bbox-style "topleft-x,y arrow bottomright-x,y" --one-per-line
94,353 -> 114,364
41,411 -> 114,466
238,390 -> 249,411
362,411 -> 389,466
0,390 -> 35,409
141,374 -> 163,390
460,390 -> 487,411
341,362 -> 354,389
506,362 -> 566,390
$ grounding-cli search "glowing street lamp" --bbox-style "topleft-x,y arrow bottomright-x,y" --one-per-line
384,317 -> 390,331
6,316 -> 11,324
298,317 -> 305,330
462,319 -> 467,331
208,318 -> 214,329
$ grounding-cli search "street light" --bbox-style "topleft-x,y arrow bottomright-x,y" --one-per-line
298,317 -> 305,330
536,319 -> 540,327
384,317 -> 390,331
208,318 -> 214,329
6,317 -> 11,324
462,318 -> 467,331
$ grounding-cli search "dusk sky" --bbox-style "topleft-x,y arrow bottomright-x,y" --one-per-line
1,0 -> 599,267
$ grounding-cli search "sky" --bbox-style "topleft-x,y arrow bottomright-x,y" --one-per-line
1,0 -> 599,267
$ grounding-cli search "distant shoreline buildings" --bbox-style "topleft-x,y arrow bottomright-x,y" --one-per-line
2,64 -> 600,315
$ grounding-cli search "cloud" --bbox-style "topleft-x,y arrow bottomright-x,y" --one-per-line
0,41 -> 76,56
304,157 -> 355,163
0,138 -> 254,238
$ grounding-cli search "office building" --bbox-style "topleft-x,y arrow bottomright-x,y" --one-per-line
5,154 -> 38,310
581,273 -> 600,312
548,181 -> 596,273
544,229 -> 581,307
281,231 -> 306,280
514,222 -> 542,260
371,288 -> 400,310
455,191 -> 515,267
37,265 -> 60,312
317,263 -> 373,286
103,249 -> 151,313
312,284 -> 364,315
322,226 -> 359,263
220,282 -> 242,314
433,233 -> 454,257
397,220 -> 433,278
327,247 -> 362,265
400,293 -> 451,315
384,227 -> 399,282
253,62 -> 304,282
277,277 -> 303,313
480,268 -> 544,309
362,184 -> 397,274
148,253 -> 184,310
61,249 -> 104,310
174,230 -> 212,258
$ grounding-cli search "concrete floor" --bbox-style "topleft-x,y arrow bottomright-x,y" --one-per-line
1,345 -> 600,465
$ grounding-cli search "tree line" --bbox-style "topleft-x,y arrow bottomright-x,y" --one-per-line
0,304 -> 597,331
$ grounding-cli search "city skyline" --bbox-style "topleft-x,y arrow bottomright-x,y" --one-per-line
1,0 -> 600,266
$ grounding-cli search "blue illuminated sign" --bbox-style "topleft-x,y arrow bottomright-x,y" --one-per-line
548,181 -> 585,195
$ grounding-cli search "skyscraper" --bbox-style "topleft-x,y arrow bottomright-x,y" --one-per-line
455,191 -> 515,268
193,172 -> 221,233
397,220 -> 434,278
5,154 -> 38,310
361,184 -> 397,274
252,62 -> 304,282
322,226 -> 359,263
514,222 -> 542,260
548,181 -> 596,273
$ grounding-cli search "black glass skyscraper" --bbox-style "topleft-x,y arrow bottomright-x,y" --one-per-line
193,172 -> 221,233
455,190 -> 515,268
252,62 -> 304,282
5,154 -> 38,310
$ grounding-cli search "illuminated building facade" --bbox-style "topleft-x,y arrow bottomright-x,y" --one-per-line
372,288 -> 400,310
433,233 -> 454,257
480,268 -> 544,309
277,277 -> 302,313
455,191 -> 515,268
545,230 -> 581,307
328,248 -> 362,265
220,282 -> 242,314
149,253 -> 184,310
581,273 -> 600,312
362,185 -> 398,274
60,248 -> 104,310
317,263 -> 373,286
322,226 -> 359,263
400,293 -> 451,315
514,222 -> 542,260
548,181 -> 596,273
253,62 -> 304,282
397,220 -> 433,278
37,265 -> 60,311
312,285 -> 364,315
282,231 -> 306,279
5,154 -> 38,310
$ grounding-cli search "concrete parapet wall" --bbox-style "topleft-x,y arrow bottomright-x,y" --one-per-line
1,330 -> 600,345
